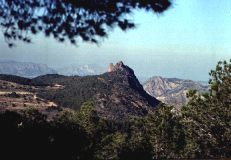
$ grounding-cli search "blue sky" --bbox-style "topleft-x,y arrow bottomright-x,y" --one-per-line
0,0 -> 230,81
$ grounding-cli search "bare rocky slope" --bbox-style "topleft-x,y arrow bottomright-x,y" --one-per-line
143,76 -> 208,106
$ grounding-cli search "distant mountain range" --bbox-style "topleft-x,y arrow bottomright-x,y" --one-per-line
0,60 -> 104,77
57,64 -> 104,76
143,76 -> 208,107
0,61 -> 57,78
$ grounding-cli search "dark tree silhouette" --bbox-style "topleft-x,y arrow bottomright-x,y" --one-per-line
0,0 -> 171,47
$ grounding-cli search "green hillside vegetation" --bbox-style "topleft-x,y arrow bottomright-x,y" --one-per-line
0,62 -> 160,120
0,67 -> 159,112
35,74 -> 110,110
33,67 -> 160,120
0,60 -> 230,159
0,74 -> 32,85
34,71 -> 158,109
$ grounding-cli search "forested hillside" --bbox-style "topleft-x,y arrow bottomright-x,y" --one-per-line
0,60 -> 230,159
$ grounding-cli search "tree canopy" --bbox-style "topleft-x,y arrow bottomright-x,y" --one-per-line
0,0 -> 172,47
0,60 -> 230,159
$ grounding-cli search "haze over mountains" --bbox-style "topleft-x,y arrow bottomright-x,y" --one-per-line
0,60 -> 104,77
0,61 -> 57,78
57,64 -> 104,76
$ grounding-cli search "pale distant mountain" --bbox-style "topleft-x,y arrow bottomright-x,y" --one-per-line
143,76 -> 208,107
57,64 -> 104,76
0,60 -> 57,78
0,60 -> 105,77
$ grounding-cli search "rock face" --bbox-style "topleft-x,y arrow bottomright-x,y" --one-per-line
107,63 -> 114,72
143,76 -> 208,107
0,61 -> 56,78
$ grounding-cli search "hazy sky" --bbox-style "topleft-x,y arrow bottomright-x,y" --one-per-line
0,0 -> 230,81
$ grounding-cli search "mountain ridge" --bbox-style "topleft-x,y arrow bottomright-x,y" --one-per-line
0,60 -> 105,77
143,76 -> 208,106
0,61 -> 57,78
0,61 -> 160,120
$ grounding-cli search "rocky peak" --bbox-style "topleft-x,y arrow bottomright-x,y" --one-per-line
107,61 -> 135,77
105,61 -> 160,109
112,61 -> 124,70
107,63 -> 114,72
